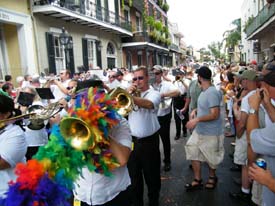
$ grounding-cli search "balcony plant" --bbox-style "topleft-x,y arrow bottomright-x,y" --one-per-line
243,16 -> 254,33
162,3 -> 169,12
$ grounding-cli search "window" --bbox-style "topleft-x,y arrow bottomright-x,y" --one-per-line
87,40 -> 96,68
138,51 -> 142,66
107,42 -> 116,69
124,6 -> 130,23
53,35 -> 64,73
136,12 -> 141,31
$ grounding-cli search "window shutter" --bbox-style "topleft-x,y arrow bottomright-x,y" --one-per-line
82,38 -> 88,70
45,32 -> 56,74
68,36 -> 75,75
96,40 -> 102,69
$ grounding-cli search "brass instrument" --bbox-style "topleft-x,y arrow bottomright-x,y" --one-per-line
108,87 -> 134,117
26,102 -> 63,130
0,113 -> 36,129
60,117 -> 96,151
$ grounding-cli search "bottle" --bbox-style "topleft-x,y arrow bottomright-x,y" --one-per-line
176,109 -> 185,120
255,158 -> 267,170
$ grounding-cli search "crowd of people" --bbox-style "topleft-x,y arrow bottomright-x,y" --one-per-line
0,57 -> 275,206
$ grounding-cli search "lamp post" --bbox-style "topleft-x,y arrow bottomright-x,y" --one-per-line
238,44 -> 244,62
59,27 -> 73,70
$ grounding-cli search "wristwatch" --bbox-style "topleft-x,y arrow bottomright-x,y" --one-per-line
249,108 -> 258,114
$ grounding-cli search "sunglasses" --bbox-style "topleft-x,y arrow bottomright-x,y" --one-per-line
132,76 -> 144,81
108,75 -> 116,78
66,86 -> 73,90
154,72 -> 162,75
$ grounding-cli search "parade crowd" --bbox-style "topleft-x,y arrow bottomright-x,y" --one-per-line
0,57 -> 275,206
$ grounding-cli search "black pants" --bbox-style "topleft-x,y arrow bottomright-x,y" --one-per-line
158,112 -> 172,164
127,133 -> 161,206
173,95 -> 189,137
80,186 -> 131,206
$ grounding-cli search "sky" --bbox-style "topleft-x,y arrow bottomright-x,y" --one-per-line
167,0 -> 243,50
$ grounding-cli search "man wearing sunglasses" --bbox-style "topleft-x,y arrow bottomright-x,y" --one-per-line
151,65 -> 180,172
127,66 -> 161,206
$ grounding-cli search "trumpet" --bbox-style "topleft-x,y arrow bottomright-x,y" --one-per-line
108,87 -> 134,117
0,113 -> 36,129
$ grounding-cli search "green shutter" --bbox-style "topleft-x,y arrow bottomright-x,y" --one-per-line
45,32 -> 56,74
96,40 -> 102,69
82,38 -> 88,70
68,36 -> 75,75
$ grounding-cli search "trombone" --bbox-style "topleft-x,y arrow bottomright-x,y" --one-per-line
0,113 -> 36,129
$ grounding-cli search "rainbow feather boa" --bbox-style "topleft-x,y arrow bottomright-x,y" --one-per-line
0,87 -> 121,206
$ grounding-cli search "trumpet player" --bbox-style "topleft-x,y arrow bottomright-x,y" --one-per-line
126,66 -> 161,206
152,65 -> 180,172
0,94 -> 27,198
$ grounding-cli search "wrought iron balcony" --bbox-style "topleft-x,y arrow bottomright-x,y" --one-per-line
33,0 -> 132,35
246,3 -> 275,38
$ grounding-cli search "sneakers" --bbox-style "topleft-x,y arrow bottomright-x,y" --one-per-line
174,135 -> 180,140
229,191 -> 251,202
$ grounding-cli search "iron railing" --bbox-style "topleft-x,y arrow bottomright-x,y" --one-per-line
246,3 -> 275,37
33,0 -> 132,32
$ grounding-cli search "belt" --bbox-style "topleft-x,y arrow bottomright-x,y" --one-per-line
132,132 -> 158,143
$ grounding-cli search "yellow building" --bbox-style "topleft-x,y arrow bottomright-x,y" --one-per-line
0,0 -> 37,83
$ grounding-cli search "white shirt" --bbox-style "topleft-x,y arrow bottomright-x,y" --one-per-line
51,79 -> 71,102
0,124 -> 27,198
241,90 -> 256,114
128,88 -> 161,138
153,81 -> 178,116
73,118 -> 132,205
24,127 -> 48,147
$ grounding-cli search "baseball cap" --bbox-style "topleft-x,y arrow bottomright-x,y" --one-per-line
258,71 -> 275,87
197,66 -> 212,80
152,65 -> 163,72
240,70 -> 257,81
232,67 -> 247,77
266,61 -> 275,71
250,60 -> 257,65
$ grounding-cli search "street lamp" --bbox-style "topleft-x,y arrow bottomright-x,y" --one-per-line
238,44 -> 244,62
59,27 -> 73,69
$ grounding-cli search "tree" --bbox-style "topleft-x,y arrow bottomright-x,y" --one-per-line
208,41 -> 223,60
222,18 -> 241,50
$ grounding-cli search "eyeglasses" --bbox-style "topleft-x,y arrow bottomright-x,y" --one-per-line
132,76 -> 144,81
154,72 -> 162,75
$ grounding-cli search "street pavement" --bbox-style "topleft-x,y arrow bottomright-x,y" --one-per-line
152,118 -> 250,206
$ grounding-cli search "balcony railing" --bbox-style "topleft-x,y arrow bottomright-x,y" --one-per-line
246,3 -> 275,37
122,31 -> 169,48
33,0 -> 132,32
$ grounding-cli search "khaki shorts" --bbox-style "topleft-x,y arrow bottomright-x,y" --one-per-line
185,130 -> 225,169
234,132 -> 247,166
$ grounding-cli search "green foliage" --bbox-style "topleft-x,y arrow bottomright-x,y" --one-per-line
207,41 -> 223,60
222,18 -> 242,53
154,21 -> 163,31
162,3 -> 169,12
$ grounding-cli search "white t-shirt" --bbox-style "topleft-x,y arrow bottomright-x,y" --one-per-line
153,81 -> 178,116
128,88 -> 161,138
73,118 -> 132,205
0,124 -> 27,197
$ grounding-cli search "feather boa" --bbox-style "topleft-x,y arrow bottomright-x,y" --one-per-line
0,87 -> 121,206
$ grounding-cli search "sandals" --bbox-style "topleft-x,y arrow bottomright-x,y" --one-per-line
205,176 -> 218,189
185,178 -> 203,191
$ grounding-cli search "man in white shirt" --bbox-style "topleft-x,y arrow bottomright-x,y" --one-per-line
49,69 -> 71,102
127,66 -> 161,206
152,65 -> 180,172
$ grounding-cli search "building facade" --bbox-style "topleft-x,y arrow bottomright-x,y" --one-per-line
242,0 -> 275,63
0,0 -> 36,80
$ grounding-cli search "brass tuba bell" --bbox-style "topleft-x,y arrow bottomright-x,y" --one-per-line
60,117 -> 95,151
108,87 -> 134,117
